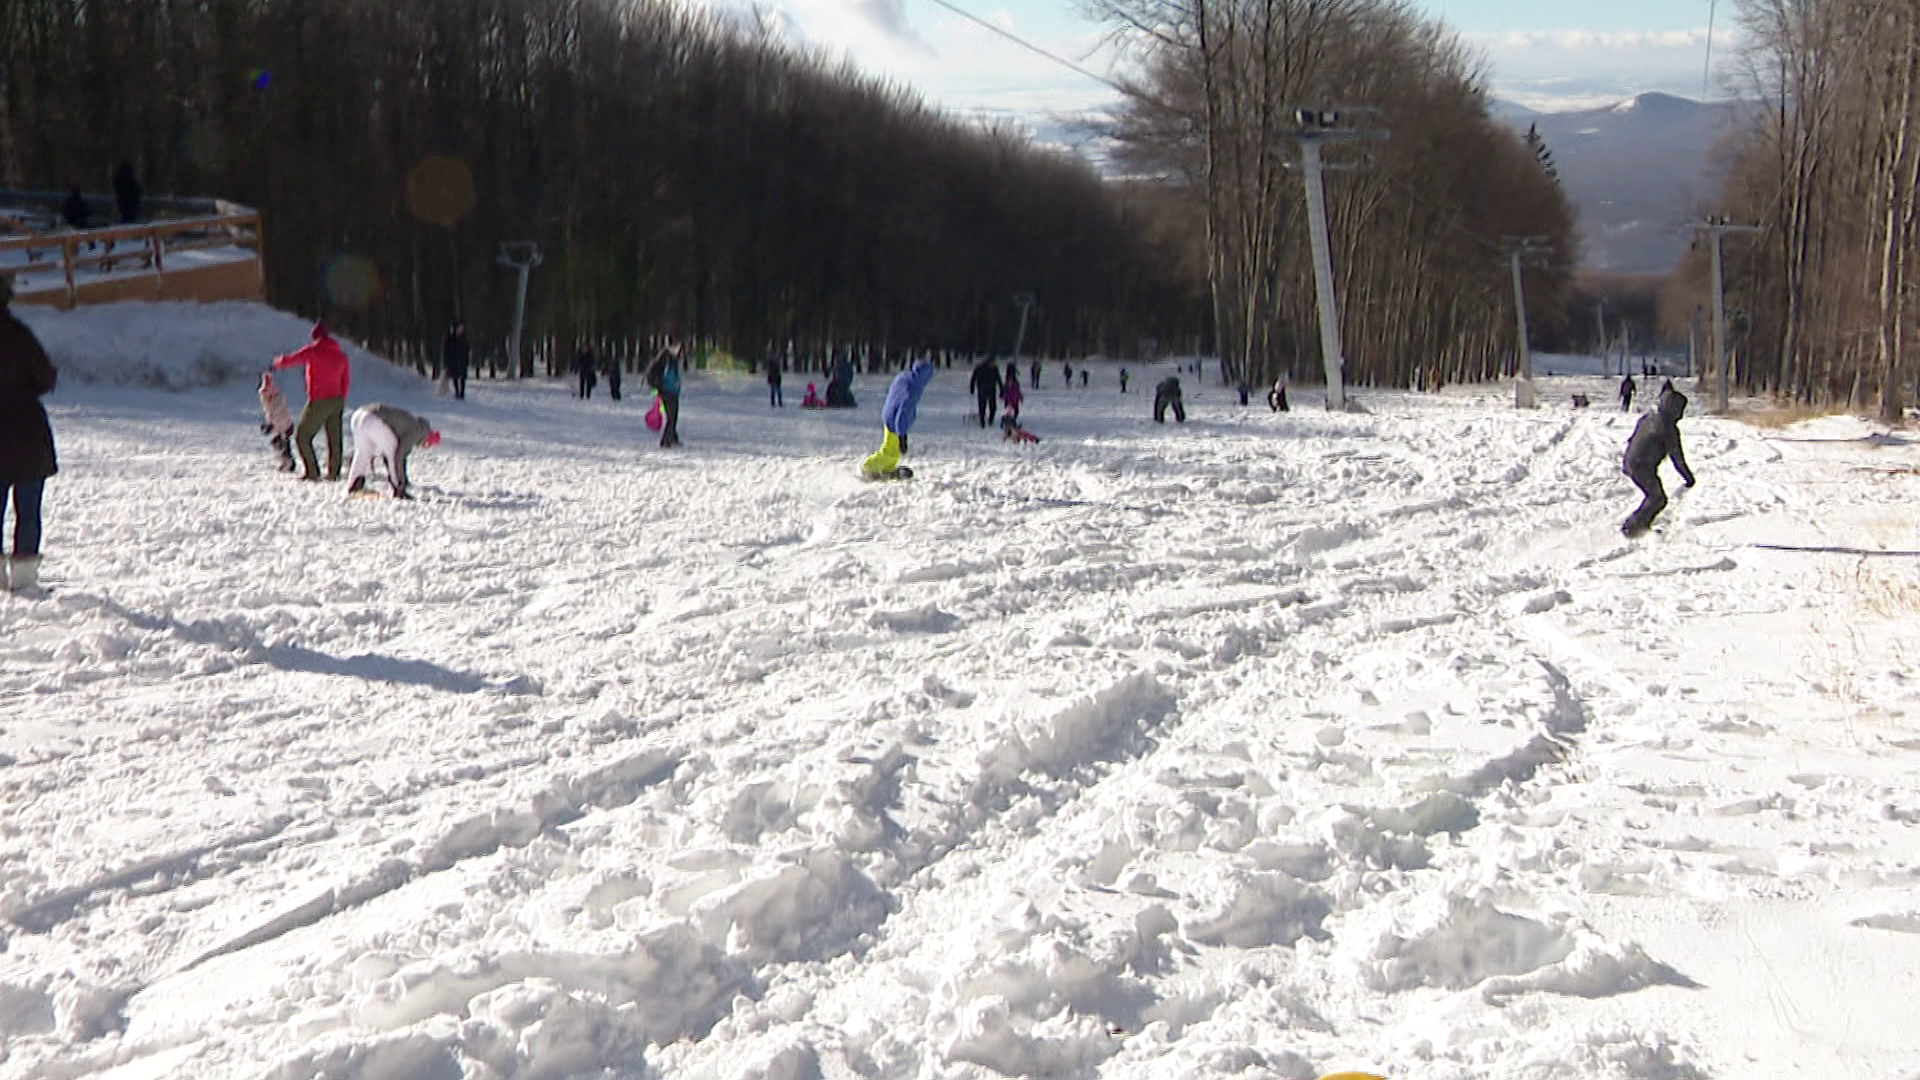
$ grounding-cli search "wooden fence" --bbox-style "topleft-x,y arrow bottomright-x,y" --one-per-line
0,197 -> 265,309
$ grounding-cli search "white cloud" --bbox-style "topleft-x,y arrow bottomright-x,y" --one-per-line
1470,28 -> 1714,51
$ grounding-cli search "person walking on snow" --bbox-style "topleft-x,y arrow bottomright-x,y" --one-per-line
646,339 -> 684,447
863,359 -> 935,478
0,275 -> 57,593
1001,369 -> 1024,423
1268,373 -> 1290,412
766,354 -> 784,407
1029,359 -> 1041,391
1620,383 -> 1694,537
346,404 -> 441,500
575,347 -> 598,399
272,320 -> 352,481
442,322 -> 470,400
1153,376 -> 1186,423
969,357 -> 1003,428
1119,368 -> 1129,393
1619,373 -> 1637,412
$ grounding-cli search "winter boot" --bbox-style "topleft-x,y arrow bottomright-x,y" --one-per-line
6,555 -> 41,592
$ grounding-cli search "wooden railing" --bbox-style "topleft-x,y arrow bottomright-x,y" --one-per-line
0,199 -> 266,309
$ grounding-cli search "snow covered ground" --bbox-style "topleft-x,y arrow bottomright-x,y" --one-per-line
4,302 -> 1920,1080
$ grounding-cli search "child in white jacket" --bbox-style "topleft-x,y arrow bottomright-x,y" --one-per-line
258,372 -> 296,471
346,404 -> 440,499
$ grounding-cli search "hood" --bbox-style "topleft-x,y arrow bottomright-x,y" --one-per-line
311,321 -> 331,341
908,359 -> 936,393
1658,388 -> 1687,422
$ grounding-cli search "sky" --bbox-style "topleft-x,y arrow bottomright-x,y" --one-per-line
727,0 -> 1737,127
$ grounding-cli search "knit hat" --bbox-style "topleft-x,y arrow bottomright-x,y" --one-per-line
423,430 -> 442,448
311,320 -> 330,340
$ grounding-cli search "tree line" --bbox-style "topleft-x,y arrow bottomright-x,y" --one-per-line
1694,0 -> 1920,418
0,0 -> 1208,368
1088,0 -> 1579,391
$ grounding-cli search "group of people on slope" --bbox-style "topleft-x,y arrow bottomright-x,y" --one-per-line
263,321 -> 441,499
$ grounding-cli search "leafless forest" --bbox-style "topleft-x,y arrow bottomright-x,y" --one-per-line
4,0 -> 1585,386
1094,0 -> 1578,389
1693,0 -> 1920,416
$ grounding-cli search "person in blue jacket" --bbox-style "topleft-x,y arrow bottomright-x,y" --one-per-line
863,358 -> 935,477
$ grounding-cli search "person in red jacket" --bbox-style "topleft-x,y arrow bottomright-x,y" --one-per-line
272,321 -> 353,481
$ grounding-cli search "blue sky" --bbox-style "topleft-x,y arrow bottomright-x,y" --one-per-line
730,0 -> 1735,121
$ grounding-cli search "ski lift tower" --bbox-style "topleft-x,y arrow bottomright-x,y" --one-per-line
1010,292 -> 1036,367
1693,218 -> 1761,413
496,241 -> 543,378
1280,109 -> 1387,411
1504,237 -> 1553,408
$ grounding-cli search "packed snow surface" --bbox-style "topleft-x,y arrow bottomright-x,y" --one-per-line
4,301 -> 1920,1080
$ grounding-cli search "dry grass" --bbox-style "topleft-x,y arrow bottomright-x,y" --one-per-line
1730,399 -> 1857,429
1849,562 -> 1920,619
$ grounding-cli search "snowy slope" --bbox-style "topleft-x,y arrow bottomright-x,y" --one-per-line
3,303 -> 1920,1080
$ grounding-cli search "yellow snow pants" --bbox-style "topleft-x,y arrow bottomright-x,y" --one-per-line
861,430 -> 902,477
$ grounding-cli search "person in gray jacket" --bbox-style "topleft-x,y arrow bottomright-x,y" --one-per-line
345,404 -> 441,500
1620,382 -> 1695,536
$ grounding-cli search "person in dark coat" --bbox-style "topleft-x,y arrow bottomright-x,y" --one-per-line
61,185 -> 90,231
605,355 -> 623,400
1619,373 -> 1637,412
1620,384 -> 1695,537
1153,376 -> 1186,423
0,277 -> 57,592
1267,374 -> 1290,412
112,163 -> 142,224
766,353 -> 783,408
1029,359 -> 1041,391
1119,368 -> 1129,393
574,347 -> 597,399
442,322 -> 470,400
824,354 -> 857,408
1063,362 -> 1073,388
969,358 -> 1003,428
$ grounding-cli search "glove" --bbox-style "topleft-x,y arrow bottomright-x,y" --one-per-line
1683,474 -> 1696,489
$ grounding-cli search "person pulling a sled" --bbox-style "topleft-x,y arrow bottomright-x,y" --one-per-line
346,404 -> 441,500
863,358 -> 935,479
646,339 -> 684,447
1620,382 -> 1694,537
272,321 -> 352,481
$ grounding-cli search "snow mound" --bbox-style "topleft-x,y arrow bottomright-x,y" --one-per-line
17,300 -> 425,394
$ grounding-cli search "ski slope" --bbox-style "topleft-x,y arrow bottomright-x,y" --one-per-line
3,302 -> 1919,1080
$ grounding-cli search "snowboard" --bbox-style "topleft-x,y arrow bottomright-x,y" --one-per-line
863,466 -> 914,481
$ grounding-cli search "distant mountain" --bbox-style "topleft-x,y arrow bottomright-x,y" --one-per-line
1510,92 -> 1751,275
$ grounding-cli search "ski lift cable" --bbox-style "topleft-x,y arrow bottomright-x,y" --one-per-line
1703,0 -> 1716,99
920,0 -> 1142,104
